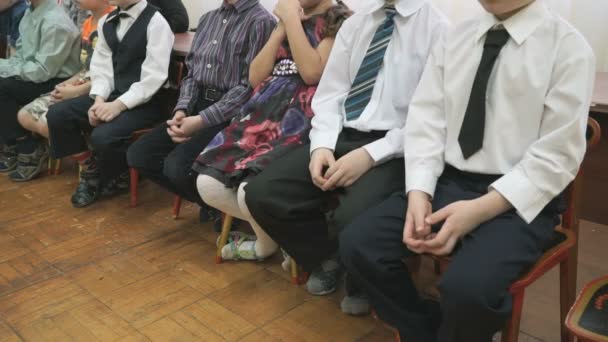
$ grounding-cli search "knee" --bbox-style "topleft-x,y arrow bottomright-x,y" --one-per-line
17,110 -> 33,129
126,140 -> 147,170
88,129 -> 111,152
196,175 -> 219,207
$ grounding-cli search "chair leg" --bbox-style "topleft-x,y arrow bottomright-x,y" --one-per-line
502,290 -> 525,342
129,168 -> 139,208
47,158 -> 54,176
172,196 -> 182,219
291,258 -> 299,285
54,159 -> 62,175
560,256 -> 576,342
215,214 -> 233,264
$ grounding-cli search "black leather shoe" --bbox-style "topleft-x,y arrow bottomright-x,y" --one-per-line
71,170 -> 100,208
100,171 -> 129,197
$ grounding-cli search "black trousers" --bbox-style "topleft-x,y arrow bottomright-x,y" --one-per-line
245,128 -> 405,271
0,76 -> 65,144
126,115 -> 228,206
339,166 -> 562,342
47,94 -> 164,182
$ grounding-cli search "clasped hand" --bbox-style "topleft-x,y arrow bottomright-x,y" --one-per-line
403,191 -> 486,256
88,97 -> 127,127
309,147 -> 374,191
166,110 -> 204,143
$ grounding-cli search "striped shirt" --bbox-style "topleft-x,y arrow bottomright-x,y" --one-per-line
175,0 -> 275,126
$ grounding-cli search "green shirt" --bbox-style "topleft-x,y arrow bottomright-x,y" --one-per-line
0,0 -> 81,83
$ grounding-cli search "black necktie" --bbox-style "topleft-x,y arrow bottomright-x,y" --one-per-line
458,29 -> 510,159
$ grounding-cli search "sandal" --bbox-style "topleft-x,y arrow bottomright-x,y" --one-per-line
218,231 -> 261,261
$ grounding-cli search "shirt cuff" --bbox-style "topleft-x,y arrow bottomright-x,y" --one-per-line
362,138 -> 398,165
405,167 -> 440,198
489,167 -> 552,223
117,91 -> 140,110
198,104 -> 222,127
90,83 -> 111,101
175,97 -> 191,113
309,130 -> 339,155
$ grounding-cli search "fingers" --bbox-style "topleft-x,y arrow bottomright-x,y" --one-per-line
322,168 -> 344,191
425,205 -> 451,226
309,161 -> 326,188
421,223 -> 452,250
414,207 -> 431,235
170,136 -> 190,143
427,235 -> 458,256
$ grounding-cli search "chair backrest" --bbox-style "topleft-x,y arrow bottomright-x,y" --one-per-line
561,117 -> 602,230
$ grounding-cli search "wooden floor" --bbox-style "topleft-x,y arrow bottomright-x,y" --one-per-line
1,167 -> 607,342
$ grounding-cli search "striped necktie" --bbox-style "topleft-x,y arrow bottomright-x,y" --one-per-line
344,6 -> 397,121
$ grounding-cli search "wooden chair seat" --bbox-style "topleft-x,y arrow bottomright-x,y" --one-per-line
566,276 -> 608,342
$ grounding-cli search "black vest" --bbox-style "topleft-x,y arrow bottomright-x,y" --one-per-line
102,5 -> 157,98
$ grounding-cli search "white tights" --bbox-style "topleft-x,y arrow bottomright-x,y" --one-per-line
196,175 -> 279,259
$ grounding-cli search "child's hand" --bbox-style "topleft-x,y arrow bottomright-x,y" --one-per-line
88,97 -> 105,126
421,191 -> 512,256
273,0 -> 302,22
95,100 -> 127,122
167,115 -> 203,143
166,110 -> 187,127
51,84 -> 81,103
403,190 -> 432,253
309,148 -> 335,189
322,148 -> 374,191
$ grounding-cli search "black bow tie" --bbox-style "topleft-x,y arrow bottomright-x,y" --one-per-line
118,12 -> 130,19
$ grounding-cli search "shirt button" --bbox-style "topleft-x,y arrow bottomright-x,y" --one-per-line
213,40 -> 218,45
222,19 -> 227,24
206,64 -> 212,69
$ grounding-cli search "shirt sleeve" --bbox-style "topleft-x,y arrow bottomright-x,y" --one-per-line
196,16 -> 276,127
0,21 -> 79,82
404,34 -> 447,197
157,0 -> 189,33
89,15 -> 115,100
173,14 -> 206,113
309,24 -> 351,154
490,34 -> 596,223
117,13 -> 174,109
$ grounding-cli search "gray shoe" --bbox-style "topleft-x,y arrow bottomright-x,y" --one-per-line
341,293 -> 371,316
306,258 -> 342,295
0,144 -> 17,173
341,272 -> 371,315
9,143 -> 49,182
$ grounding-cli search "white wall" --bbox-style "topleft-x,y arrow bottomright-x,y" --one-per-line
182,0 -> 608,71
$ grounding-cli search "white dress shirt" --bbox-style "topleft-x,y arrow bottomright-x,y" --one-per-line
89,0 -> 174,109
309,0 -> 448,164
405,0 -> 596,223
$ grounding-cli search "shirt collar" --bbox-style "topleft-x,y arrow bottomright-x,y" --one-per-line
221,0 -> 258,13
119,0 -> 147,19
30,0 -> 53,16
476,0 -> 549,45
365,0 -> 426,18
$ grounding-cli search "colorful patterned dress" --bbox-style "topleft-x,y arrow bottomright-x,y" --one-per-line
193,14 -> 330,187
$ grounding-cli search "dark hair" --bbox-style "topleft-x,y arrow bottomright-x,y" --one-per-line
322,0 -> 353,39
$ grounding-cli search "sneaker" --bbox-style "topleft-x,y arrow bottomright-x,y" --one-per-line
100,171 -> 129,197
9,143 -> 49,182
0,144 -> 17,173
71,169 -> 100,208
341,273 -> 371,315
306,257 -> 342,295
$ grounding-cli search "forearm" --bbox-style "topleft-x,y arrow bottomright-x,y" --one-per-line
284,17 -> 323,85
472,190 -> 513,223
76,82 -> 92,97
249,29 -> 283,88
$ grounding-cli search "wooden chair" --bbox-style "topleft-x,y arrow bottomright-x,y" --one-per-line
129,60 -> 185,210
215,213 -> 306,284
416,117 -> 601,342
565,275 -> 608,342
